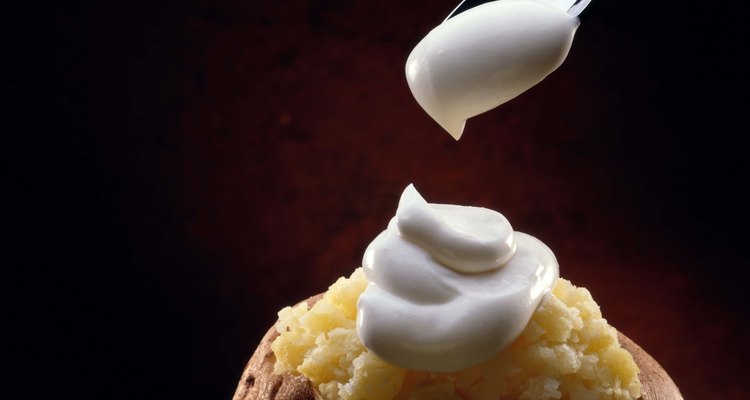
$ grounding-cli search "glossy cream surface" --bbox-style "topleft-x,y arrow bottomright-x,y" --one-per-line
406,0 -> 580,139
356,185 -> 559,372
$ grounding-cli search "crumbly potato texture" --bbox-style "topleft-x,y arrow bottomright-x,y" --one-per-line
272,268 -> 641,400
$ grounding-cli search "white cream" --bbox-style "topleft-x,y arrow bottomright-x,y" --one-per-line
356,185 -> 559,372
405,0 -> 583,139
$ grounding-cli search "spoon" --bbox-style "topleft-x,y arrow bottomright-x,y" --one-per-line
406,0 -> 587,139
446,0 -> 592,21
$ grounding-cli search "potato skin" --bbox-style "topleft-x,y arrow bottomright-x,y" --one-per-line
233,294 -> 323,400
617,333 -> 684,400
232,294 -> 682,400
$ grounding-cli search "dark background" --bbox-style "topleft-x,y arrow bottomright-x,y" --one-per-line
7,0 -> 749,398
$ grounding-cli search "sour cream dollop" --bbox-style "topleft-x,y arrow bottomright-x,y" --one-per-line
406,0 -> 583,139
356,185 -> 559,372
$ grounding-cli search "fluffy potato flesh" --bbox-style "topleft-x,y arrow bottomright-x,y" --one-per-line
272,268 -> 641,400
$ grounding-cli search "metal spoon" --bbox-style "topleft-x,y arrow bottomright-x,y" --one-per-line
446,0 -> 592,21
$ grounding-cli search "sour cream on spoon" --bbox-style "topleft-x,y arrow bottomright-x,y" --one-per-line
406,0 -> 591,139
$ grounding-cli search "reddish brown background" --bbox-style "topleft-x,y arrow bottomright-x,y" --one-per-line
8,0 -> 749,399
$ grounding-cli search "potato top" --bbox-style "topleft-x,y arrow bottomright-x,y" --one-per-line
271,268 -> 641,400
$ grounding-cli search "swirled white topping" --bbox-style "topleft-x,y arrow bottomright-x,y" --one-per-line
356,185 -> 559,372
406,0 -> 581,139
